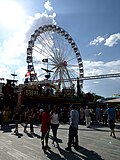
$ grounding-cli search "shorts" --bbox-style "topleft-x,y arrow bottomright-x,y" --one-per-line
109,120 -> 115,130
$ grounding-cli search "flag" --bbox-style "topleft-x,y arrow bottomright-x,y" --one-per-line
25,71 -> 31,77
42,58 -> 48,62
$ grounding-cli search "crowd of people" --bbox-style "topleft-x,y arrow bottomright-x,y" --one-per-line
0,103 -> 119,151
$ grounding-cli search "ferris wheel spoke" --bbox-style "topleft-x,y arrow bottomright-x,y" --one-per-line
62,68 -> 73,83
62,36 -> 73,58
38,73 -> 46,77
58,38 -> 64,61
68,64 -> 80,67
26,24 -> 84,88
34,40 -> 57,64
33,45 -> 50,58
62,38 -> 70,60
42,31 -> 57,56
52,31 -> 62,60
39,31 -> 60,62
59,37 -> 66,61
36,36 -> 52,57
59,69 -> 66,88
67,56 -> 78,63
53,31 -> 69,63
55,33 -> 67,63
51,68 -> 60,81
66,67 -> 78,79
49,57 -> 58,65
47,31 -> 59,57
63,68 -> 73,85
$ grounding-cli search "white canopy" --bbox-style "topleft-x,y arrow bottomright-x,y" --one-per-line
106,98 -> 120,103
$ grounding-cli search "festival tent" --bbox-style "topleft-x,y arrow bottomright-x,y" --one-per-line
106,98 -> 120,103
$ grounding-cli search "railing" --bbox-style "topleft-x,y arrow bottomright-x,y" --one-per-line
53,73 -> 120,82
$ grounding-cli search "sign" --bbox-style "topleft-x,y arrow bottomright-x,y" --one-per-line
62,89 -> 75,97
25,89 -> 39,97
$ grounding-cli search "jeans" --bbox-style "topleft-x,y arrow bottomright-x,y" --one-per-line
68,126 -> 78,148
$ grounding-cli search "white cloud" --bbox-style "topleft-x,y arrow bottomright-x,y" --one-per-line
93,81 -> 99,84
82,60 -> 120,96
89,36 -> 104,46
0,1 -> 57,84
104,33 -> 120,47
89,33 -> 120,47
97,52 -> 102,56
26,12 -> 56,41
0,0 -> 26,30
44,0 -> 53,11
83,60 -> 120,77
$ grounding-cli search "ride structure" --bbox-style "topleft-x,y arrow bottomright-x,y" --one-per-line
15,24 -> 84,107
16,24 -> 120,108
26,24 -> 84,89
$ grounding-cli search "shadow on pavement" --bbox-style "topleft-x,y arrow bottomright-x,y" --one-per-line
24,131 -> 41,138
11,132 -> 23,138
43,145 -> 103,160
33,132 -> 41,138
1,124 -> 15,133
49,135 -> 63,143
80,122 -> 120,133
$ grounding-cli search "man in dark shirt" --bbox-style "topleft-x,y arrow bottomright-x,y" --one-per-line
107,105 -> 116,138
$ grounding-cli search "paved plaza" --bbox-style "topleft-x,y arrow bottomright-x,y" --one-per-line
0,122 -> 120,160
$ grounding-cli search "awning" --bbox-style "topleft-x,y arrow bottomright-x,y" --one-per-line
106,98 -> 120,103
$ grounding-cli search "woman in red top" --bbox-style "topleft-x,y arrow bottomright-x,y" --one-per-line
41,105 -> 51,150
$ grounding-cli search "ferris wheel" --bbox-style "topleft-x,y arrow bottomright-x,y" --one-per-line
26,24 -> 84,89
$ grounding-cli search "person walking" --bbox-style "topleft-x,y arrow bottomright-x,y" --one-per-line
24,107 -> 30,133
50,105 -> 59,147
107,104 -> 116,138
14,110 -> 20,134
0,109 -> 2,129
84,106 -> 91,128
79,107 -> 85,125
65,105 -> 79,151
103,107 -> 108,125
3,106 -> 11,128
29,108 -> 35,135
41,105 -> 51,150
95,107 -> 101,122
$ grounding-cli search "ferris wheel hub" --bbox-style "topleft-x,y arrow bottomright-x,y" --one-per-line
64,61 -> 67,66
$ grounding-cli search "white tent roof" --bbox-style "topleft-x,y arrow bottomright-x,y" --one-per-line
106,98 -> 120,103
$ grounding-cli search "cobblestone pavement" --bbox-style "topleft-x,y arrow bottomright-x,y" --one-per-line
0,122 -> 120,160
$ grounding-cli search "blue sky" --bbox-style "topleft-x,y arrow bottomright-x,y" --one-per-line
0,0 -> 120,97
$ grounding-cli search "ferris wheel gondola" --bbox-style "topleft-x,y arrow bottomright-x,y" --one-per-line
26,24 -> 84,89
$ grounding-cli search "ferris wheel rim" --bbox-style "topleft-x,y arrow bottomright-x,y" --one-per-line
26,24 -> 84,88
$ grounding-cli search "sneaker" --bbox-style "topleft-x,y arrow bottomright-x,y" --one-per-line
14,129 -> 18,134
113,136 -> 116,138
65,147 -> 72,151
